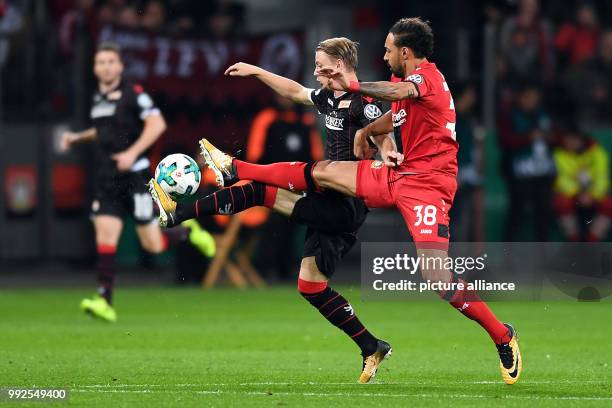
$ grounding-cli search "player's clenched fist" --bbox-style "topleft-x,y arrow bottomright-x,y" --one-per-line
224,62 -> 261,77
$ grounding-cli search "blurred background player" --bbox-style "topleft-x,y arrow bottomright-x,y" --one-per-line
553,124 -> 612,242
150,37 -> 392,383
60,42 -> 168,322
497,82 -> 555,241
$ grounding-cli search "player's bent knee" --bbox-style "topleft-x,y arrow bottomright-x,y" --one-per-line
95,231 -> 120,246
297,257 -> 328,294
312,160 -> 332,186
142,240 -> 164,254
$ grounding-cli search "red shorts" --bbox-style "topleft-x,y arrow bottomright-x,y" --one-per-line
356,160 -> 457,249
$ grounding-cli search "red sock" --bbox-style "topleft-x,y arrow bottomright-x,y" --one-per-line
449,279 -> 511,344
234,160 -> 311,192
263,185 -> 278,208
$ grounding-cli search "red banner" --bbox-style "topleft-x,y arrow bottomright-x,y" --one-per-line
97,26 -> 305,154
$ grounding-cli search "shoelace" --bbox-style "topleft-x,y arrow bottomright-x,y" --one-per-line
496,343 -> 514,369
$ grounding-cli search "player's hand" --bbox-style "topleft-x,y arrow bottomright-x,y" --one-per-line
382,150 -> 404,167
59,132 -> 79,152
112,149 -> 138,172
316,67 -> 349,91
224,62 -> 260,77
354,128 -> 376,159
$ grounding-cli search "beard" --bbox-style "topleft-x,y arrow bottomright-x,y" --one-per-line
387,61 -> 405,78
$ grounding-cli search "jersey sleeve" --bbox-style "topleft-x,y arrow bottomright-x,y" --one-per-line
405,72 -> 433,98
308,88 -> 330,114
353,96 -> 383,128
131,84 -> 161,120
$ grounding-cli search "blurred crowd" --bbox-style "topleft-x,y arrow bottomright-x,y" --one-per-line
488,0 -> 612,241
50,0 -> 245,41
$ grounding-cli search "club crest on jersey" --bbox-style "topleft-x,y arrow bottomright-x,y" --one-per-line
364,103 -> 382,120
371,160 -> 383,169
407,74 -> 423,84
325,115 -> 344,130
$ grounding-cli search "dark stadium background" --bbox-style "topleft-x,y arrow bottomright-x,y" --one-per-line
1,0 -> 612,283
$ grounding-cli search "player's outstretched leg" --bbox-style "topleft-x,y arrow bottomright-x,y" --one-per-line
148,179 -> 278,227
298,257 -> 391,384
421,248 -> 522,384
199,138 -> 316,191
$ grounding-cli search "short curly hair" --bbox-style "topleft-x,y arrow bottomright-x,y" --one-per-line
389,17 -> 434,59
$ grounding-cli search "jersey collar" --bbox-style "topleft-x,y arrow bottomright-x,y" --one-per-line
405,60 -> 434,79
98,78 -> 123,97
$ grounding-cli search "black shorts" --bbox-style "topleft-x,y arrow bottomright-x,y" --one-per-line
91,169 -> 155,225
290,190 -> 368,277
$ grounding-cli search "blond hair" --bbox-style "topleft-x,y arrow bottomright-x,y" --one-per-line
316,37 -> 359,71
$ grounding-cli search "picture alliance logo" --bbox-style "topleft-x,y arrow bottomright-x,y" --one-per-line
372,253 -> 488,275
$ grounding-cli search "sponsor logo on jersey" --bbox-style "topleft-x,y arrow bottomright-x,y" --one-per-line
327,98 -> 334,106
392,109 -> 407,127
90,100 -> 117,119
325,115 -> 344,130
419,228 -> 433,234
338,100 -> 351,109
364,103 -> 382,120
407,74 -> 423,84
371,160 -> 383,169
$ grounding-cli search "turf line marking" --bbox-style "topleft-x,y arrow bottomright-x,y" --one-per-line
71,389 -> 612,401
76,379 -> 610,388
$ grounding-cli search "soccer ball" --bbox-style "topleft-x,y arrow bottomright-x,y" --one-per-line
155,153 -> 201,200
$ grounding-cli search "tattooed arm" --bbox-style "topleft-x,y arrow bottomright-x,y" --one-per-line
316,67 -> 419,101
352,81 -> 418,102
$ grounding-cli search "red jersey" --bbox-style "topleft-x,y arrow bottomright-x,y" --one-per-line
391,62 -> 458,176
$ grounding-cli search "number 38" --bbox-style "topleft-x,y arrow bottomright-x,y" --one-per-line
414,205 -> 437,226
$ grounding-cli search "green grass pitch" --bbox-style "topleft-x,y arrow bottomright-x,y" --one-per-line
1,287 -> 611,407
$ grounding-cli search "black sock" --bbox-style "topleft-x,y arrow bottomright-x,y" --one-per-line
300,286 -> 379,356
96,249 -> 117,305
174,182 -> 268,224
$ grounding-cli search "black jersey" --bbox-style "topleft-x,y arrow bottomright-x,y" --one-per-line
89,80 -> 160,179
309,88 -> 383,161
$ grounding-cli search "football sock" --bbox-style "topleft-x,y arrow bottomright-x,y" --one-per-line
234,160 -> 317,192
96,244 -> 117,305
298,279 -> 379,356
441,275 -> 511,344
174,182 -> 277,223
